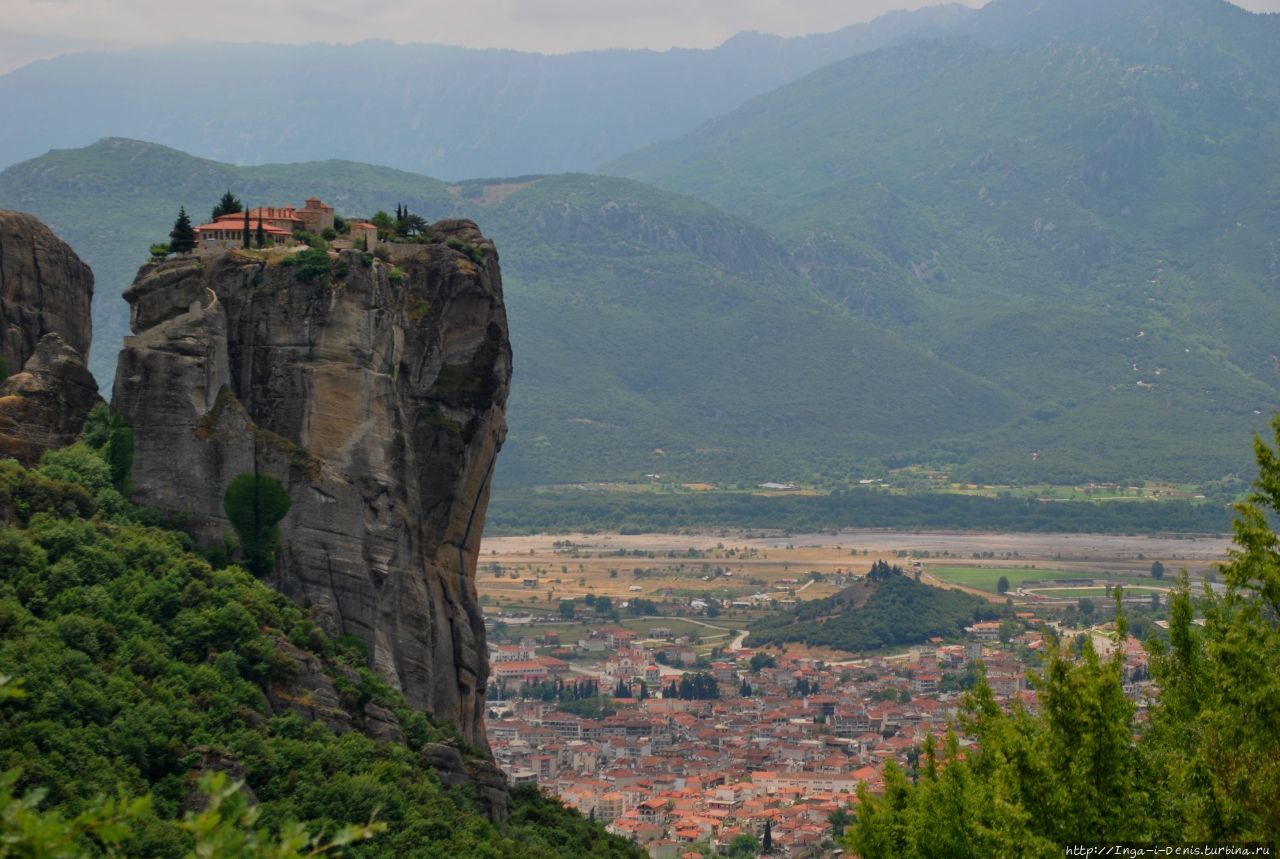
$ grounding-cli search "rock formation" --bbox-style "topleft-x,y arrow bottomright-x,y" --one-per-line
0,211 -> 99,464
0,334 -> 102,464
113,223 -> 511,751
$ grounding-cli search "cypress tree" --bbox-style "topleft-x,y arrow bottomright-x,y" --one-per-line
256,218 -> 266,248
168,206 -> 196,254
223,472 -> 292,576
242,208 -> 251,248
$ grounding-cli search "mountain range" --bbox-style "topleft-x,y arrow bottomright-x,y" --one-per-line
0,5 -> 970,179
3,0 -> 1279,490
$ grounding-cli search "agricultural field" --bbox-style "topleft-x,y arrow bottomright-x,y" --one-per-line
1030,586 -> 1167,598
476,529 -> 1228,626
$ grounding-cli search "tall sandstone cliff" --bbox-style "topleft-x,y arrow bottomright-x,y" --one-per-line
0,210 -> 100,464
113,223 -> 511,750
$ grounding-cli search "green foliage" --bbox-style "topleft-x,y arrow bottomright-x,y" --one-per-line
846,417 -> 1280,854
104,416 -> 134,494
168,206 -> 195,254
210,190 -> 242,222
178,771 -> 385,858
996,575 -> 1010,594
222,472 -> 291,577
487,488 -> 1229,536
0,449 -> 639,858
292,248 -> 332,284
39,442 -> 114,495
1150,560 -> 1165,580
749,563 -> 999,652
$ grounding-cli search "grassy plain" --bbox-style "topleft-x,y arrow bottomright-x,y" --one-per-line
477,529 -> 1228,632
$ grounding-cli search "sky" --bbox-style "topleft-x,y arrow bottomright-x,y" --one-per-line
2,0 -> 1279,74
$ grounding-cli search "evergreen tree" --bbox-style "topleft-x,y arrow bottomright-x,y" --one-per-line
103,414 -> 134,494
223,472 -> 292,577
256,219 -> 266,249
168,206 -> 196,254
210,189 -> 242,221
242,208 -> 251,249
762,820 -> 772,854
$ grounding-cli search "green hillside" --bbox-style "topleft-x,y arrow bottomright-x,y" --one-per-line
748,561 -> 999,652
0,431 -> 635,856
0,139 -> 1013,488
609,0 -> 1280,484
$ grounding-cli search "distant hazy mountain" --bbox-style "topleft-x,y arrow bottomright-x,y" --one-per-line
0,138 -> 1010,488
608,0 -> 1280,484
0,5 -> 971,179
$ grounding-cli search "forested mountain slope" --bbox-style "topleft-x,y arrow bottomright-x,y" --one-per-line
610,0 -> 1280,483
0,438 -> 636,857
0,140 -> 1010,487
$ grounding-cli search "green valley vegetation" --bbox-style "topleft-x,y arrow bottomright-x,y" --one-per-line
748,561 -> 1000,652
0,442 -> 638,856
224,472 -> 292,577
844,416 -> 1280,855
486,486 -> 1230,535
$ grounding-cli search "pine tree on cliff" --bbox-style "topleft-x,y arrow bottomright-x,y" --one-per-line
256,219 -> 266,249
211,189 -> 242,221
168,207 -> 196,254
242,208 -> 251,249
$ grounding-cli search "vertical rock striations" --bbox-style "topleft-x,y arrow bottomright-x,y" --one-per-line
113,222 -> 511,750
0,211 -> 94,377
0,210 -> 100,464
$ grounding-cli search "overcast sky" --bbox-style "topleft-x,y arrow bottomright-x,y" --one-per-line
2,0 -> 1278,74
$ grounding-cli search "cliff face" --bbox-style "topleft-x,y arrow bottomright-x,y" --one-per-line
113,222 -> 510,750
0,210 -> 99,464
0,211 -> 94,377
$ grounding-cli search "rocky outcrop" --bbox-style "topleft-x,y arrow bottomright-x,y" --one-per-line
113,222 -> 511,753
0,211 -> 99,464
0,211 -> 94,379
0,334 -> 102,465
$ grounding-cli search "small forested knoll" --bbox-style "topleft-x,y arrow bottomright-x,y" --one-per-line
846,417 -> 1280,856
748,561 -> 1000,652
0,427 -> 636,857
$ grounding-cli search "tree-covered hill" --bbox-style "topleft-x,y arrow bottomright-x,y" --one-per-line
609,0 -> 1280,485
0,5 -> 973,179
0,423 -> 637,857
748,562 -> 1000,652
845,415 -> 1280,855
0,139 -> 1013,489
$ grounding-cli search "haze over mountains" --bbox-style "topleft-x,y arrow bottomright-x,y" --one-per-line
2,0 -> 1278,490
0,5 -> 970,179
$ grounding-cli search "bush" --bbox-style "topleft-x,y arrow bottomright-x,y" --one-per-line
222,473 -> 291,576
292,248 -> 332,284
